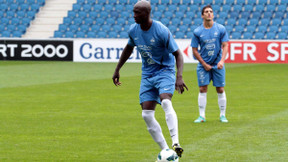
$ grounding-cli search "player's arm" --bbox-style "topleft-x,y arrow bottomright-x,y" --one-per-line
217,42 -> 228,69
112,44 -> 134,86
173,50 -> 188,94
192,47 -> 212,71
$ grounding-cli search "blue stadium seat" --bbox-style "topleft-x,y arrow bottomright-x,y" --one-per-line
68,11 -> 76,18
236,0 -> 245,5
112,24 -> 122,32
255,5 -> 264,12
87,31 -> 96,38
157,5 -> 166,12
182,0 -> 191,5
97,31 -> 106,38
87,0 -> 96,4
108,31 -> 118,38
277,32 -> 287,39
54,31 -> 63,38
274,12 -> 283,18
109,0 -> 117,4
214,0 -> 222,5
258,0 -> 267,5
37,0 -> 45,6
150,0 -> 159,5
0,11 -> 3,17
83,4 -> 91,12
213,5 -> 221,11
59,24 -> 67,32
78,11 -> 87,18
99,11 -> 109,18
225,0 -> 234,5
119,31 -> 127,38
216,18 -> 225,25
168,25 -> 177,33
18,0 -> 26,3
247,0 -> 256,5
18,25 -> 27,33
84,17 -> 93,25
0,4 -> 8,11
186,11 -> 194,18
93,4 -> 102,11
1,17 -> 9,25
254,32 -> 264,39
175,31 -> 185,38
179,4 -> 188,11
125,4 -> 133,11
161,0 -> 170,5
168,5 -> 177,12
179,25 -> 188,32
266,5 -> 276,12
80,24 -> 90,32
260,18 -> 270,26
280,0 -> 288,4
269,0 -> 278,5
229,11 -> 239,19
190,25 -> 198,32
161,18 -> 170,26
271,19 -> 281,26
234,25 -> 244,32
69,24 -> 78,32
72,4 -> 81,11
89,11 -> 98,18
171,0 -> 180,4
91,24 -> 100,31
27,0 -> 36,4
65,31 -> 74,38
104,4 -> 113,12
243,32 -> 253,39
115,4 -> 124,11
251,12 -> 261,19
127,17 -> 134,24
268,26 -> 278,34
2,31 -> 11,37
226,18 -> 236,26
218,12 -> 228,19
257,25 -> 267,33
76,31 -> 85,38
225,25 -> 233,33
249,19 -> 259,26
117,17 -> 126,25
175,11 -> 184,18
9,3 -> 18,11
194,18 -> 202,25
246,25 -> 256,33
238,18 -> 247,26
276,4 -> 287,12
280,25 -> 288,33
233,5 -> 242,12
241,12 -> 250,19
98,0 -> 107,4
222,5 -> 231,12
7,24 -> 16,31
63,17 -> 72,25
263,12 -> 273,19
266,32 -> 276,39
243,5 -> 253,12
164,11 -> 173,19
231,32 -> 241,39
171,18 -> 181,25
96,17 -> 105,24
11,18 -> 20,25
21,18 -> 31,26
73,18 -> 83,25
101,24 -> 111,32
6,11 -> 14,18
153,11 -> 162,19
283,19 -> 288,26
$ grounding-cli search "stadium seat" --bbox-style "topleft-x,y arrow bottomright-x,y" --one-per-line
97,31 -> 106,38
260,18 -> 270,26
214,0 -> 222,5
9,3 -> 18,11
127,17 -> 134,24
186,11 -> 194,18
168,25 -> 177,33
104,4 -> 113,12
190,25 -> 198,32
11,18 -> 20,25
2,31 -> 11,37
171,0 -> 180,4
99,11 -> 109,18
161,0 -> 170,5
171,18 -> 181,25
0,4 -> 8,11
153,11 -> 162,19
65,31 -> 74,38
255,5 -> 264,12
84,17 -> 93,25
72,4 -> 81,11
115,4 -> 124,11
37,0 -> 45,6
17,25 -> 27,33
283,19 -> 288,26
59,24 -> 67,32
161,18 -> 170,26
245,25 -> 256,33
266,32 -> 276,39
101,24 -> 111,32
93,4 -> 102,11
263,12 -> 273,19
109,11 -> 119,18
231,32 -> 241,39
175,31 -> 185,38
7,24 -> 16,31
280,25 -> 288,33
236,0 -> 245,5
119,31 -> 127,38
54,31 -> 63,38
269,0 -> 279,5
280,0 -> 288,4
249,19 -> 259,26
150,0 -> 159,5
86,31 -> 96,38
182,0 -> 191,5
21,18 -> 31,26
234,25 -> 244,32
274,12 -> 283,18
247,0 -> 256,5
225,0 -> 234,5
257,25 -> 267,33
251,12 -> 261,19
194,18 -> 202,25
229,12 -> 239,19
112,24 -> 122,32
218,12 -> 228,19
226,18 -> 236,26
277,32 -> 287,39
108,31 -> 118,38
268,25 -> 279,33
266,5 -> 276,12
157,5 -> 166,12
31,3 -> 40,12
87,0 -> 96,5
254,32 -> 264,39
233,5 -> 242,12
213,5 -> 220,11
6,11 -> 14,19
109,0 -> 117,4
76,31 -> 85,38
204,0 -> 213,4
117,18 -> 126,25
73,18 -> 82,25
271,19 -> 281,26
80,24 -> 90,32
216,18 -> 225,25
258,0 -> 267,5
69,24 -> 78,32
125,4 -> 133,11
78,11 -> 87,18
175,11 -> 184,18
88,11 -> 98,18
83,4 -> 91,12
27,0 -> 35,4
222,5 -> 231,12
243,5 -> 253,12
225,25 -> 233,33
164,11 -> 173,19
179,25 -> 188,32
240,12 -> 250,19
243,32 -> 253,39
97,0 -> 107,4
179,5 -> 188,11
277,5 -> 287,12
168,5 -> 177,12
96,17 -> 105,24
238,18 -> 248,26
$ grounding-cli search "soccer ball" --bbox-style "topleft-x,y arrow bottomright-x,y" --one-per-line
157,149 -> 179,162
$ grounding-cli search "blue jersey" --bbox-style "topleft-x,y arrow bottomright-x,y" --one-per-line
191,22 -> 229,65
128,20 -> 179,77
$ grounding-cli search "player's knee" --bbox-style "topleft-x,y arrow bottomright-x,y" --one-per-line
216,87 -> 224,93
142,110 -> 153,122
161,99 -> 173,112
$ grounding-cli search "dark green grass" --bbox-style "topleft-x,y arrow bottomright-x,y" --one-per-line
0,61 -> 287,161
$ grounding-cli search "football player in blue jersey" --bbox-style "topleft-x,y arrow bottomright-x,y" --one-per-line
191,5 -> 229,123
112,0 -> 187,157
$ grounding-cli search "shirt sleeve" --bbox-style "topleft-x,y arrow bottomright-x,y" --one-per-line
166,31 -> 179,53
191,31 -> 199,48
127,26 -> 135,46
221,27 -> 229,42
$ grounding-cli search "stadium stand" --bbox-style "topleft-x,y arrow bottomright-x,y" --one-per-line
0,0 -> 287,39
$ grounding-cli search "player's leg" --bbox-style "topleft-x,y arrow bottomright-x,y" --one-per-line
195,66 -> 210,123
212,67 -> 228,122
157,70 -> 183,157
140,78 -> 169,150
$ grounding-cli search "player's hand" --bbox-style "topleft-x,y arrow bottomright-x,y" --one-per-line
203,63 -> 212,71
175,77 -> 188,94
112,71 -> 121,86
217,61 -> 224,69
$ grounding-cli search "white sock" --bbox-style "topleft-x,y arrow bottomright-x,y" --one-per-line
218,91 -> 227,117
142,110 -> 169,150
198,92 -> 207,118
161,99 -> 179,145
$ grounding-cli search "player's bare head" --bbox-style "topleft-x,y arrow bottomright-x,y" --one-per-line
134,0 -> 151,14
202,5 -> 213,15
133,0 -> 151,24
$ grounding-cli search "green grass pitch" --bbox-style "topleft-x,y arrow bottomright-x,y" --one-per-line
0,61 -> 287,161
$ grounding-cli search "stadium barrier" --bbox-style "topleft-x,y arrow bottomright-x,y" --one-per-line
1,39 -> 288,63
